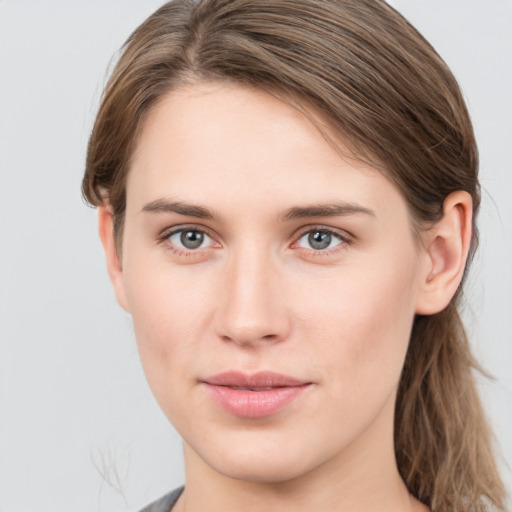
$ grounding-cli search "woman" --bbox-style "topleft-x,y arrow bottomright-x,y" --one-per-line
82,0 -> 507,511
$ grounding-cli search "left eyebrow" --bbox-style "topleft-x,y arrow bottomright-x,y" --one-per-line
280,202 -> 376,221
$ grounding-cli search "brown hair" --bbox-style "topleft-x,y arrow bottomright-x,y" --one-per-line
82,1 -> 506,510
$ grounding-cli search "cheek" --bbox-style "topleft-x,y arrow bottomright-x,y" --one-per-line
296,255 -> 419,390
122,257 -> 215,398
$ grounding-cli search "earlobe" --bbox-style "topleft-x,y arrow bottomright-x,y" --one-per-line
415,191 -> 473,315
98,206 -> 130,312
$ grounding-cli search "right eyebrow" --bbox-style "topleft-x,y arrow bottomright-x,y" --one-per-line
141,199 -> 216,220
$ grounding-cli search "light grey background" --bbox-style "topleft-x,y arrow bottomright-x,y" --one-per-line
0,1 -> 510,511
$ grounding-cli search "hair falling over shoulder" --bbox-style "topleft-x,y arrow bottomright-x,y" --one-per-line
82,1 -> 507,509
397,304 -> 506,511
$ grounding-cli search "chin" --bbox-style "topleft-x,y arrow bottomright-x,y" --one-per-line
190,432 -> 327,484
213,456 -> 312,484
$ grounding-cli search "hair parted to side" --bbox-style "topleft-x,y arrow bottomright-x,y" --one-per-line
82,1 -> 507,510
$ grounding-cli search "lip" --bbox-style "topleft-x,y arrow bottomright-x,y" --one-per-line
201,371 -> 312,418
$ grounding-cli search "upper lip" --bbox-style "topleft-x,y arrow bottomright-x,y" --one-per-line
202,371 -> 310,388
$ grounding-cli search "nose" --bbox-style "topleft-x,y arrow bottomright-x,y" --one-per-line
214,246 -> 291,347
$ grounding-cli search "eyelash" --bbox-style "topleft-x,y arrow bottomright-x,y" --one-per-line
157,225 -> 352,257
291,226 -> 351,252
158,225 -> 219,257
291,226 -> 352,256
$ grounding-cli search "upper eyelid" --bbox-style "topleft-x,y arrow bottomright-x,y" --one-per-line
160,224 -> 216,239
292,225 -> 353,242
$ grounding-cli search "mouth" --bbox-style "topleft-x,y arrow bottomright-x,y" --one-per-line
201,371 -> 313,418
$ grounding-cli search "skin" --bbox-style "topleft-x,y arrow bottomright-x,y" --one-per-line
99,83 -> 472,512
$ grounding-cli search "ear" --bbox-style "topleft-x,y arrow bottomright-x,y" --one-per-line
98,206 -> 130,312
415,191 -> 473,315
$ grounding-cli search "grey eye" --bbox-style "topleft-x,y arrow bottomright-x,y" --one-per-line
297,230 -> 343,251
169,229 -> 211,250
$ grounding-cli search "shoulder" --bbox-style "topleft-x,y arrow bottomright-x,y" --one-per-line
138,487 -> 184,512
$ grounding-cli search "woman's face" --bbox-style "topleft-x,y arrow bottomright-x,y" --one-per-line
113,83 -> 431,482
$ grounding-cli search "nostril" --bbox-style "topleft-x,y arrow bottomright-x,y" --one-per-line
219,331 -> 282,346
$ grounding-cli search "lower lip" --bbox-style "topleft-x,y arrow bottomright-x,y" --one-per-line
204,383 -> 311,418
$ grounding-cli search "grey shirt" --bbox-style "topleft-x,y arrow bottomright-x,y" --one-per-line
139,487 -> 184,512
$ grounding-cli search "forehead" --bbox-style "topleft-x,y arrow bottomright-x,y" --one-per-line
127,83 -> 405,221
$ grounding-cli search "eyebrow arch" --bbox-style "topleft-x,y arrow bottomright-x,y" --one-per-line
281,202 -> 375,221
142,199 -> 216,220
